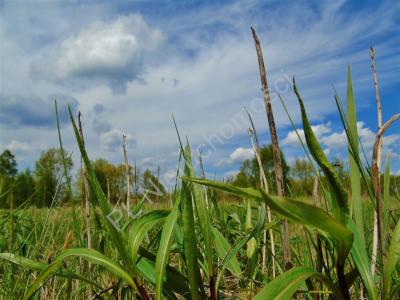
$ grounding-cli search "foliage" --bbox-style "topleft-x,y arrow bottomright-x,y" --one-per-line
34,148 -> 73,207
0,150 -> 17,178
232,144 -> 289,193
0,52 -> 399,300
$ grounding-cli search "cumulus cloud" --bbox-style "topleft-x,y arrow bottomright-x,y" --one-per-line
320,121 -> 399,151
224,169 -> 239,179
320,132 -> 347,149
162,170 -> 177,186
228,147 -> 254,163
4,141 -> 46,165
283,123 -> 331,146
283,121 -> 399,164
31,14 -> 163,94
1,1 -> 399,173
100,129 -> 136,151
0,94 -> 78,128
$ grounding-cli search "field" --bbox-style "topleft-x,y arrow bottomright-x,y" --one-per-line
1,37 -> 400,300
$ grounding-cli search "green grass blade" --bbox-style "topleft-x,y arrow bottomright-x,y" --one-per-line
138,245 -> 190,297
68,107 -> 137,276
333,92 -> 376,207
347,221 -> 378,300
293,79 -> 349,225
180,145 -> 205,299
21,259 -> 67,300
135,258 -> 178,299
185,178 -> 353,263
155,196 -> 181,300
253,267 -> 342,300
346,67 -> 364,247
55,100 -> 72,198
128,210 -> 168,264
183,143 -> 213,280
383,218 -> 400,299
21,248 -> 135,300
54,248 -> 138,290
0,253 -> 100,288
383,155 -> 391,232
245,199 -> 256,258
211,226 -> 241,276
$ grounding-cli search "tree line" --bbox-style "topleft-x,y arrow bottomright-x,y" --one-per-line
0,148 -> 166,208
0,145 -> 398,208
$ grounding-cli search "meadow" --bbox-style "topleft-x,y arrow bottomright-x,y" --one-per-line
0,32 -> 399,300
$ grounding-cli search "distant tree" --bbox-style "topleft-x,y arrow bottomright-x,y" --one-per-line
290,158 -> 314,195
231,160 -> 253,187
142,169 -> 166,202
0,150 -> 18,208
14,169 -> 35,206
233,145 -> 289,193
89,159 -> 133,204
0,150 -> 17,177
34,148 -> 73,207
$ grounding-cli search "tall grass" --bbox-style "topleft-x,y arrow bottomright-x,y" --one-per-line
0,42 -> 399,300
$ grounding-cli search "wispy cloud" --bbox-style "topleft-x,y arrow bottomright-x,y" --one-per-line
0,0 -> 398,175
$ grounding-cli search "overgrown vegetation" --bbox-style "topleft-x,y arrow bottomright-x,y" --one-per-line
0,30 -> 399,300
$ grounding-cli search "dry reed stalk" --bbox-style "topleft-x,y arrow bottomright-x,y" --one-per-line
245,109 -> 276,277
251,26 -> 292,269
369,48 -> 400,275
123,134 -> 131,211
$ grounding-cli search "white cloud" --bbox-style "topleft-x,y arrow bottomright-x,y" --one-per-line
319,121 -> 399,152
224,169 -> 239,179
31,14 -> 163,93
286,121 -> 400,164
228,147 -> 254,163
320,132 -> 347,149
283,123 -> 331,146
162,170 -> 177,186
0,1 -> 399,174
5,140 -> 46,165
6,141 -> 36,155
100,129 -> 136,152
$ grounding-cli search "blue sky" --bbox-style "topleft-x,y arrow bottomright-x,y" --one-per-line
0,0 -> 399,187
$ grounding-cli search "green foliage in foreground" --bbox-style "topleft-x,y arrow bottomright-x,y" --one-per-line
0,69 -> 399,300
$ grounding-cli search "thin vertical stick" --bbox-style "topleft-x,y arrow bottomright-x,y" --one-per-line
122,135 -> 131,211
134,160 -> 137,199
9,194 -> 15,281
251,27 -> 292,269
312,176 -> 322,300
106,177 -> 110,203
245,109 -> 276,277
156,164 -> 160,205
370,47 -> 382,276
78,112 -> 92,299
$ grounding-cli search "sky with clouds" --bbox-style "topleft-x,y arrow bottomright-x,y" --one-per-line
0,0 -> 399,187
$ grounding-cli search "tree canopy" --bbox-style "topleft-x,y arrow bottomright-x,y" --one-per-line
232,144 -> 289,193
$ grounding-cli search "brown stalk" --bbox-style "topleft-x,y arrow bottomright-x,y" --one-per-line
369,47 -> 400,275
370,48 -> 382,276
245,109 -> 276,277
251,26 -> 292,269
62,230 -> 72,250
122,135 -> 131,211
371,113 -> 400,258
